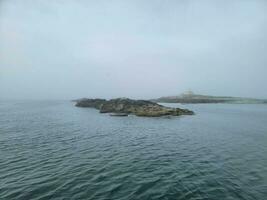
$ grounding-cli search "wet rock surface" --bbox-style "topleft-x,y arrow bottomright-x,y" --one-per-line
75,98 -> 194,117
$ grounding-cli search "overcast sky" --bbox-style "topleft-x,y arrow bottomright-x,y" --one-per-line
1,0 -> 267,100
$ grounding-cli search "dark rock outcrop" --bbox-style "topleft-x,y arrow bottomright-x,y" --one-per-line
75,98 -> 194,117
75,98 -> 107,109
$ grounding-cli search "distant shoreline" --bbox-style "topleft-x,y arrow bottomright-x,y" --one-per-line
152,93 -> 267,104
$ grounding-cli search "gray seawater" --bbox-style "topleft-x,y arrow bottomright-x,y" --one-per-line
0,101 -> 267,200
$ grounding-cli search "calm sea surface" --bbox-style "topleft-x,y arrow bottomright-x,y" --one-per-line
0,101 -> 267,200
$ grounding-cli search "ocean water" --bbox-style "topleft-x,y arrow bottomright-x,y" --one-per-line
0,100 -> 267,200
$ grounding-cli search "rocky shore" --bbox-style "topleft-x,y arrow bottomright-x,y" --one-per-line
75,98 -> 194,117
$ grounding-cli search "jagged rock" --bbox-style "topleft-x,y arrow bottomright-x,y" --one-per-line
75,98 -> 194,117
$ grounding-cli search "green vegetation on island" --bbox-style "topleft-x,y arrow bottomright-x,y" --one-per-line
75,98 -> 194,117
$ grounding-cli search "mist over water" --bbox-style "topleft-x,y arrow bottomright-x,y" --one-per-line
1,0 -> 267,100
1,1 -> 267,200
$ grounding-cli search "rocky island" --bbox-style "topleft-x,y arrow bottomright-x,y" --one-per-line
75,98 -> 194,117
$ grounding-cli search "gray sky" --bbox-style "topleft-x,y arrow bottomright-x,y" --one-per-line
1,0 -> 267,100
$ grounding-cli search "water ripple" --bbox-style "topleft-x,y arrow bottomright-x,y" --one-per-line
0,101 -> 267,199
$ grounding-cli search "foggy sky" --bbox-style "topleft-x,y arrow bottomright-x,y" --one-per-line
1,0 -> 267,100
